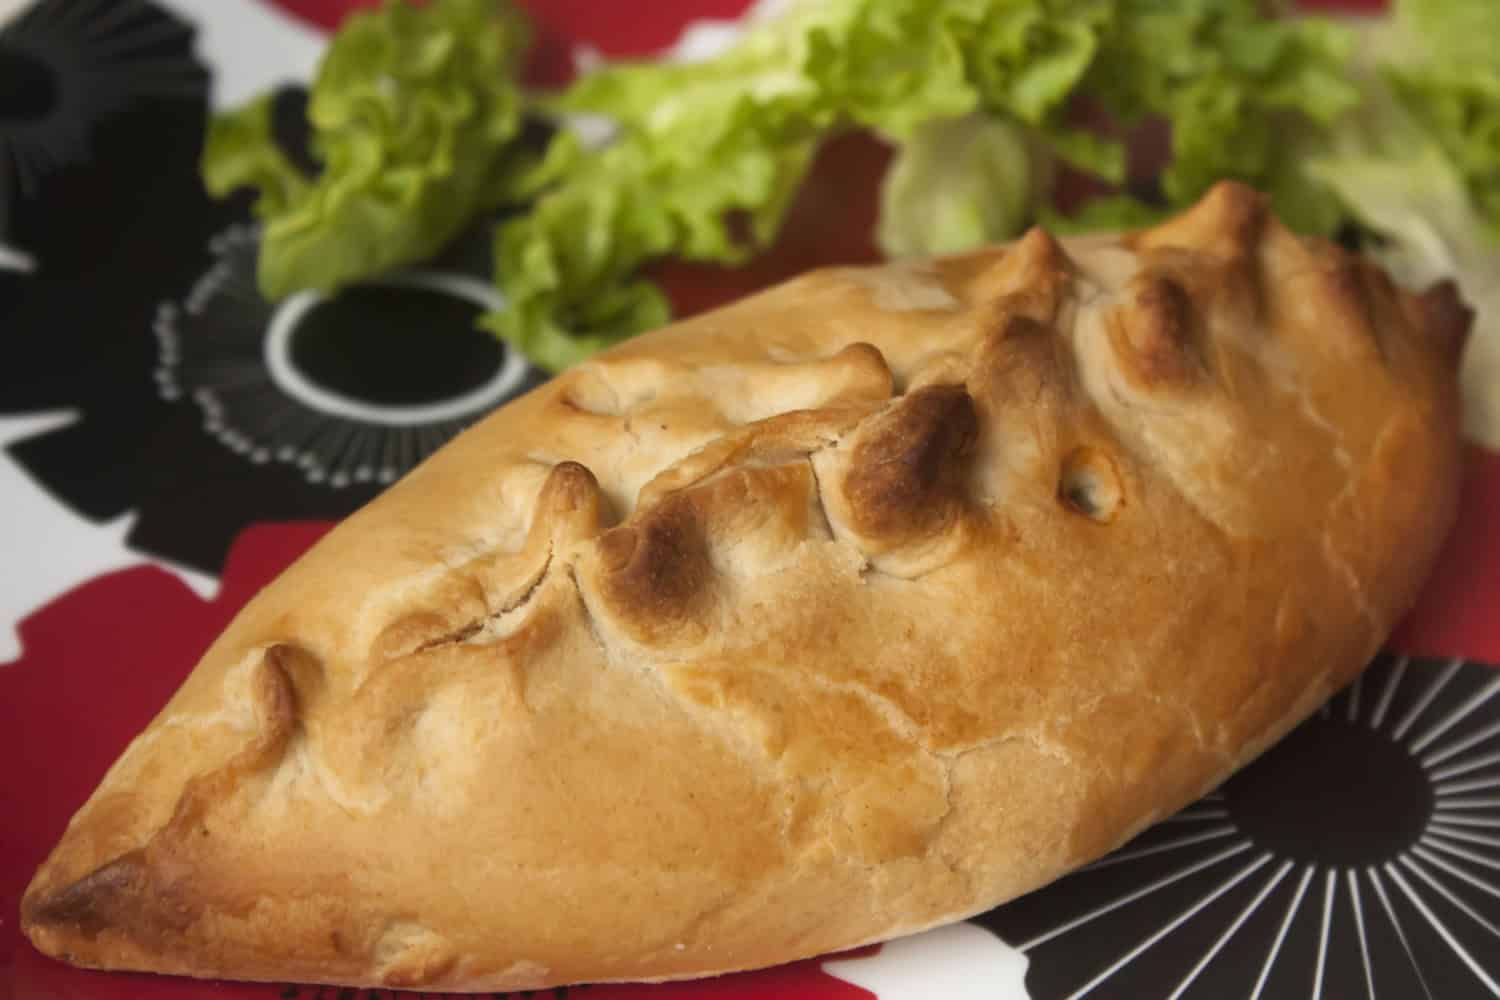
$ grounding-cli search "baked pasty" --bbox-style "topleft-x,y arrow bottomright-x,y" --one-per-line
23,183 -> 1467,990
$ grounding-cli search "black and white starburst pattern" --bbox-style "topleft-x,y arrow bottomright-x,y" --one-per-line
0,0 -> 205,195
154,223 -> 548,488
978,654 -> 1500,998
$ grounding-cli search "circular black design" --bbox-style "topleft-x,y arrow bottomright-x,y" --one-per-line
0,42 -> 58,122
1226,718 -> 1434,868
975,654 -> 1500,999
291,286 -> 502,406
1,56 -> 551,574
155,224 -> 546,488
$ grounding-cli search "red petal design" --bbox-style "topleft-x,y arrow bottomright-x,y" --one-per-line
1390,445 -> 1500,665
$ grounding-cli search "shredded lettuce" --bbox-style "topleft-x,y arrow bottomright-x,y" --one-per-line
202,0 -> 536,301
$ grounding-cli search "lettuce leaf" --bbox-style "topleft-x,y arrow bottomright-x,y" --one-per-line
1372,0 -> 1500,233
202,0 -> 1476,385
1310,0 -> 1500,447
1046,193 -> 1166,234
489,0 -> 1119,366
202,0 -> 535,301
202,95 -> 310,219
1074,0 -> 1358,234
489,0 -> 1364,366
878,113 -> 1050,258
1309,90 -> 1500,448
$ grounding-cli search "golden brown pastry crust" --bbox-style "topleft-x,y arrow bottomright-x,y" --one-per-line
23,184 -> 1466,990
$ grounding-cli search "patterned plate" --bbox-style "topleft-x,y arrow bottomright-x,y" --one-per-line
3,2 -> 1498,1000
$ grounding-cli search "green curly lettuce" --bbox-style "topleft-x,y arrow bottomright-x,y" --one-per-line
1367,0 -> 1500,232
201,94 -> 310,219
1048,192 -> 1168,234
1075,0 -> 1358,234
877,114 -> 1050,259
1307,0 -> 1500,447
791,0 -> 1360,256
202,0 -> 537,301
488,0 -> 1367,367
486,0 -> 1121,370
202,0 -> 1491,388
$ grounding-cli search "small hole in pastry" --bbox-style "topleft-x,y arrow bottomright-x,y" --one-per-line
1059,447 -> 1123,522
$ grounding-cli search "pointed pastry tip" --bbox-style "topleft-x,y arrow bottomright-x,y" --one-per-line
1012,225 -> 1071,274
1137,181 -> 1268,259
1413,279 -> 1473,367
973,226 -> 1073,327
22,649 -> 301,968
536,460 -> 612,543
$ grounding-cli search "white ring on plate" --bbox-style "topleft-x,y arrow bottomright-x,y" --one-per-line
263,270 -> 526,428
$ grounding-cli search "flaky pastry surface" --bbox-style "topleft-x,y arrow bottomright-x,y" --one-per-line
23,184 -> 1466,990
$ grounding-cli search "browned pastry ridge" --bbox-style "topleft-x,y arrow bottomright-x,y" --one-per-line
23,183 -> 1467,991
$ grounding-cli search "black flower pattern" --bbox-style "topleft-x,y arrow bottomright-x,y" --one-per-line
977,654 -> 1500,999
1,0 -> 226,522
0,1 -> 547,576
0,0 -> 208,271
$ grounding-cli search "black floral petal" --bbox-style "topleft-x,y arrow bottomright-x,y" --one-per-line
1,3 -> 549,576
